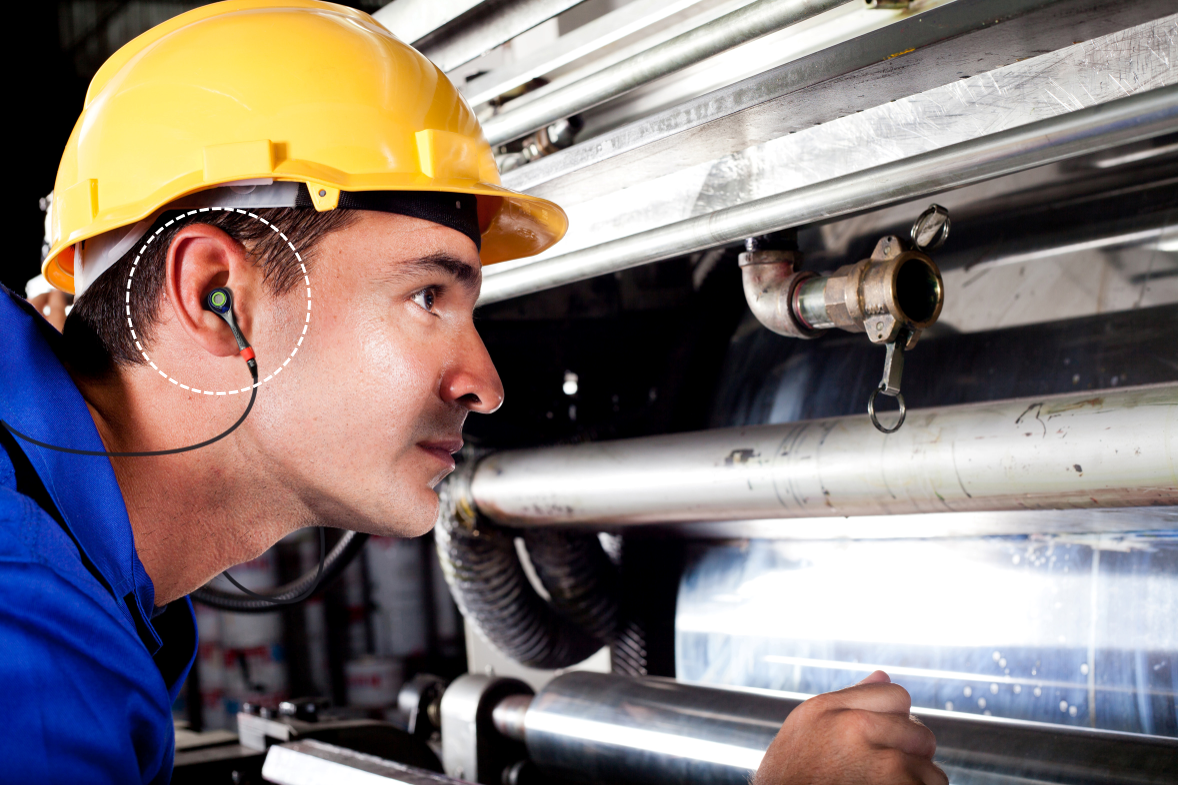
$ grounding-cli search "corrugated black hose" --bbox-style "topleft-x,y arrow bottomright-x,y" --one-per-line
435,459 -> 623,670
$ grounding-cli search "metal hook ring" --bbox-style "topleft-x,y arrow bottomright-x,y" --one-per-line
911,203 -> 951,252
868,386 -> 906,434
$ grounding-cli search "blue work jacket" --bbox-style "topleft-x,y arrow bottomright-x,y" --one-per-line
0,283 -> 196,784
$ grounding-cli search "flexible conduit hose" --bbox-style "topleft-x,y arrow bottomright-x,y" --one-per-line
524,532 -> 652,675
192,530 -> 369,613
435,460 -> 621,669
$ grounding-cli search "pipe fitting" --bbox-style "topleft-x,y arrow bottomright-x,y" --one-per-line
740,234 -> 944,346
737,249 -> 820,339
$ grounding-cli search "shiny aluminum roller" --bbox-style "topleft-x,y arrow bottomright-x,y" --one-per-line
470,383 -> 1178,527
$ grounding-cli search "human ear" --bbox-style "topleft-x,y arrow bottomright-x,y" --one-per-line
164,224 -> 261,358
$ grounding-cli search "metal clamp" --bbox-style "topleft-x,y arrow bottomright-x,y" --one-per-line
868,330 -> 908,434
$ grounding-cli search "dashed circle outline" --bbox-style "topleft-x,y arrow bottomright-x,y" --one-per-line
125,207 -> 310,395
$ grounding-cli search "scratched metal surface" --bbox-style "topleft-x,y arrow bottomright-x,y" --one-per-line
502,0 -> 1176,204
487,12 -> 1178,276
675,533 -> 1178,737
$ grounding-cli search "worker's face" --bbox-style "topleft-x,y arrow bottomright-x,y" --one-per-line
255,211 -> 501,537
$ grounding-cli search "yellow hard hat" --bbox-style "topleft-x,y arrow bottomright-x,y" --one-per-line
43,0 -> 568,294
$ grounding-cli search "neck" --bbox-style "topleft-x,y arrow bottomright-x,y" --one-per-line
72,364 -> 312,606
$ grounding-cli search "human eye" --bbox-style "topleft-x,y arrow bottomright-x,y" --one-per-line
411,286 -> 438,313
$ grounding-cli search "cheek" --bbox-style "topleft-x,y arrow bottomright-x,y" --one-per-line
292,309 -> 440,459
354,313 -> 438,410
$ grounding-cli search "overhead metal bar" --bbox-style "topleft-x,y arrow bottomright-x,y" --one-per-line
480,0 -> 851,147
482,10 -> 1177,294
502,0 -> 1176,205
376,0 -> 589,74
469,382 -> 1178,527
461,0 -> 714,109
372,0 -> 488,47
478,82 -> 1178,305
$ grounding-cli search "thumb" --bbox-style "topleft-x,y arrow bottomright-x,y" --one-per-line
857,670 -> 892,685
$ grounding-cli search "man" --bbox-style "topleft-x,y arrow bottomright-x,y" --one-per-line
0,2 -> 944,783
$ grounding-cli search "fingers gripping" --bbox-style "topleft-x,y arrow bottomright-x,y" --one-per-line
906,754 -> 950,785
825,680 -> 914,715
858,711 -> 937,759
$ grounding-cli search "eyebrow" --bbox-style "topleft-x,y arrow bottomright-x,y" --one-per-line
397,251 -> 481,291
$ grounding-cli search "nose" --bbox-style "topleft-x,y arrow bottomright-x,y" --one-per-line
441,327 -> 505,414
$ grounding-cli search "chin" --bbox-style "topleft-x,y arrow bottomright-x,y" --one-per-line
402,493 -> 441,538
361,488 -> 440,539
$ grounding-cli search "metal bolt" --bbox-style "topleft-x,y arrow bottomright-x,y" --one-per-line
318,189 -> 327,197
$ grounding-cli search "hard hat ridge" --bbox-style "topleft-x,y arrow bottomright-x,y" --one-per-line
73,182 -> 488,299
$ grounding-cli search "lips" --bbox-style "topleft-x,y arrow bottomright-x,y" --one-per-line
417,437 -> 464,469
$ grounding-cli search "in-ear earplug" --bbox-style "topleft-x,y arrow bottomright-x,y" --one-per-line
205,286 -> 256,367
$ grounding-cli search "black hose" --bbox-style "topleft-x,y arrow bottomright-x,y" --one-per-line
434,460 -> 619,669
520,529 -> 619,644
610,619 -> 649,678
192,530 -> 369,613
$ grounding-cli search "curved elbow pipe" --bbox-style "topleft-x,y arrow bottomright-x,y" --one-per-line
738,249 -> 821,339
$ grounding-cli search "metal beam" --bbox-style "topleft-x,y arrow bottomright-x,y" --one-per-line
263,740 -> 465,785
479,70 -> 1178,303
481,0 -> 852,146
502,0 -> 1175,205
422,0 -> 588,75
461,0 -> 714,108
372,0 -> 488,46
470,383 -> 1178,526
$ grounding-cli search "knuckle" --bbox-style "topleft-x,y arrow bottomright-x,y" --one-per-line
844,708 -> 873,736
783,698 -> 820,728
914,722 -> 938,756
885,683 -> 913,709
835,710 -> 865,746
797,694 -> 829,719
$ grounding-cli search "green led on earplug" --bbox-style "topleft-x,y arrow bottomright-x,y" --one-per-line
207,287 -> 234,316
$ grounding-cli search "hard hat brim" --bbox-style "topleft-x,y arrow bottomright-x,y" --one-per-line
42,178 -> 567,295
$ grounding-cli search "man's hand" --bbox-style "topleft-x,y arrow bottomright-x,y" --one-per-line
753,671 -> 947,785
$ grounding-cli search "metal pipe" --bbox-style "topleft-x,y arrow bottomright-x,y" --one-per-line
521,673 -> 1178,785
491,694 -> 532,743
479,84 -> 1178,306
377,0 -> 589,74
470,383 -> 1178,527
372,0 -> 490,47
481,0 -> 850,146
525,673 -> 795,784
461,0 -> 716,109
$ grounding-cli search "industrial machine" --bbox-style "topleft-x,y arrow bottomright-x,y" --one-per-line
169,0 -> 1178,783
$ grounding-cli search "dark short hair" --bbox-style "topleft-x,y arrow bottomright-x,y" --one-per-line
65,207 -> 357,375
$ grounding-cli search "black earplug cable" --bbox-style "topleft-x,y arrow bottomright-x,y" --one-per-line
1,286 -> 328,607
220,525 -> 326,607
0,376 -> 258,457
2,287 -> 259,457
